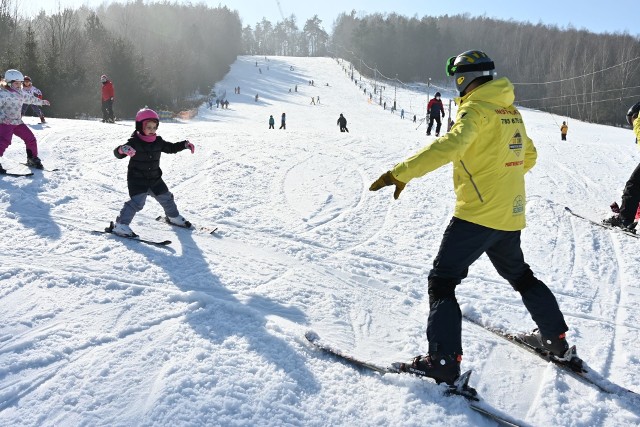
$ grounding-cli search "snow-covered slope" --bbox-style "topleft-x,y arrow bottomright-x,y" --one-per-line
1,55 -> 639,426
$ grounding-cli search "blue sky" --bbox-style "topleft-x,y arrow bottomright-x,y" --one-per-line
21,0 -> 639,36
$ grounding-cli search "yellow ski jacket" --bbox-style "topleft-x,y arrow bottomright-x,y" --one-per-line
391,77 -> 536,231
634,116 -> 640,142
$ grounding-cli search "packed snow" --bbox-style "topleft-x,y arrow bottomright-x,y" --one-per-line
1,55 -> 639,426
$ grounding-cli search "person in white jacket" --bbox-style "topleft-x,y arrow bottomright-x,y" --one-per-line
21,76 -> 46,123
0,69 -> 50,173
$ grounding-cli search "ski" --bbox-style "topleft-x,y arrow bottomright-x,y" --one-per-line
304,331 -> 524,427
155,215 -> 218,234
93,222 -> 171,246
20,163 -> 60,172
463,315 -> 639,401
0,170 -> 34,177
564,206 -> 639,238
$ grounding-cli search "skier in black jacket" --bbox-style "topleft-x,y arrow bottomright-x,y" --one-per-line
110,108 -> 195,237
337,113 -> 349,132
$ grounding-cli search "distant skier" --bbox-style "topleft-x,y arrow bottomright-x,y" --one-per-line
311,97 -> 315,105
268,115 -> 275,129
279,113 -> 286,129
370,50 -> 574,387
110,108 -> 195,237
400,108 -> 405,119
337,113 -> 349,132
21,76 -> 46,123
101,74 -> 115,123
0,69 -> 50,173
604,101 -> 640,230
426,92 -> 445,136
560,121 -> 568,141
255,94 -> 259,102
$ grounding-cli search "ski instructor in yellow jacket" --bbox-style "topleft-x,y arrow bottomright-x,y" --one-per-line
369,50 -> 577,389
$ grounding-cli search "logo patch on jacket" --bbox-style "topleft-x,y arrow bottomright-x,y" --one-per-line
512,195 -> 524,215
509,130 -> 523,157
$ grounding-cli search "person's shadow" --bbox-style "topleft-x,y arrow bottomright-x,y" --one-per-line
2,173 -> 62,239
131,222 -> 320,394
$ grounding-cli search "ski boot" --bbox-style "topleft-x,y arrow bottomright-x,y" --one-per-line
26,155 -> 44,169
516,329 -> 584,371
110,221 -> 137,237
603,214 -> 637,233
167,215 -> 192,228
398,353 -> 461,385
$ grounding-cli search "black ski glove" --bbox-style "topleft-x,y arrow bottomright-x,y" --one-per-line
369,171 -> 406,200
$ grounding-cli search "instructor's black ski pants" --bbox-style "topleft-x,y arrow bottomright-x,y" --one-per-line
620,162 -> 640,224
426,217 -> 568,356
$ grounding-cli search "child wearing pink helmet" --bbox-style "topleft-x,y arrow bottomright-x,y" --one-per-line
109,107 -> 195,237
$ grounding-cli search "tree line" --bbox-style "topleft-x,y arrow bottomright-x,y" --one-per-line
3,1 -> 638,127
1,0 -> 242,119
241,14 -> 329,57
332,11 -> 640,127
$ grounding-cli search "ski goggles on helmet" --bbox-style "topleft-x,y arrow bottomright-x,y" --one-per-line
446,56 -> 495,77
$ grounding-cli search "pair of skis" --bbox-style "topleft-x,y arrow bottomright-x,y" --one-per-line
306,320 -> 638,426
94,217 -> 218,247
305,331 -> 522,426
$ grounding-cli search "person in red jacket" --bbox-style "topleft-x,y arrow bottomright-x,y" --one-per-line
426,92 -> 446,136
101,74 -> 115,123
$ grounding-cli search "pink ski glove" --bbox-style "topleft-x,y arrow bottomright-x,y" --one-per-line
184,141 -> 195,154
119,145 -> 136,157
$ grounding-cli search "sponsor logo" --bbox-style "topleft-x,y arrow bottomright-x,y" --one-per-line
513,195 -> 524,214
509,130 -> 523,157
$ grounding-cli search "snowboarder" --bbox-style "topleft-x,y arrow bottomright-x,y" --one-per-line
369,50 -> 574,386
0,69 -> 50,173
279,113 -> 286,129
110,108 -> 195,237
268,115 -> 275,129
337,113 -> 349,133
560,121 -> 568,141
603,101 -> 640,230
21,76 -> 46,123
101,74 -> 115,123
426,92 -> 445,136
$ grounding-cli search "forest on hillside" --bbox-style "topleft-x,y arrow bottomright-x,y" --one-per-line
2,0 -> 639,127
0,0 -> 242,119
331,12 -> 640,127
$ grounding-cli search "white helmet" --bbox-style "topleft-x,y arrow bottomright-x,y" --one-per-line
4,69 -> 24,83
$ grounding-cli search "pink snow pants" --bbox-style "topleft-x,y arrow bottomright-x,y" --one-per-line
0,124 -> 38,157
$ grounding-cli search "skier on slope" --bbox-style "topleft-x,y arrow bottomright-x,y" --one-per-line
603,101 -> 640,230
0,69 -> 50,173
369,50 -> 575,386
426,92 -> 445,136
101,74 -> 115,123
109,108 -> 195,237
21,76 -> 46,124
337,113 -> 349,132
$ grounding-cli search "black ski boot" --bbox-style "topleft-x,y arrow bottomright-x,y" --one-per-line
26,156 -> 44,169
0,163 -> 5,174
517,329 -> 570,358
399,353 -> 461,385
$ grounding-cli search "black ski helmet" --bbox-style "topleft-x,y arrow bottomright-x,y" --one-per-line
435,92 -> 441,98
627,101 -> 640,126
446,50 -> 495,95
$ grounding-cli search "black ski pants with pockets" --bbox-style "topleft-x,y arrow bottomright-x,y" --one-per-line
426,217 -> 568,356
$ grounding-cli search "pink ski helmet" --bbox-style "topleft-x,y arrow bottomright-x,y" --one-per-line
135,107 -> 160,132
